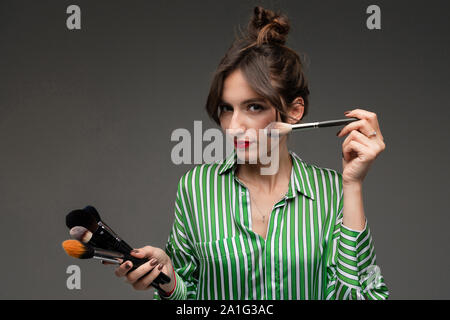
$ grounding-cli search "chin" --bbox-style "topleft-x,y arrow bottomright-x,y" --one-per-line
235,143 -> 278,165
235,145 -> 259,164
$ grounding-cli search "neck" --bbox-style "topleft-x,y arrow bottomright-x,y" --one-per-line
235,143 -> 292,193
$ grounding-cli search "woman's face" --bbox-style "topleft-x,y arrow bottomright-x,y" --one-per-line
218,69 -> 286,164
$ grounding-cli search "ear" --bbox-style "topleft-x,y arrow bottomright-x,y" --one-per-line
286,97 -> 305,124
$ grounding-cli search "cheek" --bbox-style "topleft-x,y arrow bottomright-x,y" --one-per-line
219,117 -> 229,130
264,108 -> 279,125
253,109 -> 279,139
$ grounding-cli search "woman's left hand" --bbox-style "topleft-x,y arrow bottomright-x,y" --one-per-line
337,109 -> 386,185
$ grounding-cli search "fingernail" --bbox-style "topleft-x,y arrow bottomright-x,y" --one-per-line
131,249 -> 139,253
158,264 -> 163,271
125,263 -> 131,269
336,130 -> 341,136
150,259 -> 158,266
344,111 -> 351,115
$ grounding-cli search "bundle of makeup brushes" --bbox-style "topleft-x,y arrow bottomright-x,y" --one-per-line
62,205 -> 170,289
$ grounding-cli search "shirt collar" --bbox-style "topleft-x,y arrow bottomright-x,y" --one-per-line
218,149 -> 315,201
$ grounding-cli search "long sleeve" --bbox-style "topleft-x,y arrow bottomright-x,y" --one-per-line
325,187 -> 390,300
154,174 -> 199,300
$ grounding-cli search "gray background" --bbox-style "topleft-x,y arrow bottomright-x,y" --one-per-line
1,0 -> 449,299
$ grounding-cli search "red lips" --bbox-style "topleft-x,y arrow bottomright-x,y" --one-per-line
234,138 -> 251,149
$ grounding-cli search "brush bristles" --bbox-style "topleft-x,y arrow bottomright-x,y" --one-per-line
66,209 -> 98,232
62,239 -> 94,259
83,205 -> 101,222
70,226 -> 93,243
264,122 -> 292,137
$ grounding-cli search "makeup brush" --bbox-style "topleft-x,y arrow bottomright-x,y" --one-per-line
264,117 -> 360,137
66,209 -> 134,254
65,206 -> 172,288
62,239 -> 123,264
65,209 -> 98,233
83,205 -> 101,222
62,240 -> 171,285
69,226 -> 163,276
70,226 -> 98,246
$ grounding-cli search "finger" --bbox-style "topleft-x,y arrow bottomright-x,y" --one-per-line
342,129 -> 386,158
101,260 -> 119,266
344,109 -> 384,140
344,108 -> 378,125
337,119 -> 376,138
133,263 -> 164,291
343,140 -> 376,163
114,261 -> 133,278
126,258 -> 159,284
342,131 -> 385,163
130,246 -> 157,259
342,130 -> 376,150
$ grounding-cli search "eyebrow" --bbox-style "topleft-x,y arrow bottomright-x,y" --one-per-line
220,98 -> 266,106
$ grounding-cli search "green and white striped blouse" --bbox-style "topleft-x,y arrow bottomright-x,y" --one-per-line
154,150 -> 389,300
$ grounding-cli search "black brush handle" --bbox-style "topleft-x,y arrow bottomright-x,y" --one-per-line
125,255 -> 171,285
317,117 -> 359,128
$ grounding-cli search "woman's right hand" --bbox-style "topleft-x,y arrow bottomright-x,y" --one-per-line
112,245 -> 176,294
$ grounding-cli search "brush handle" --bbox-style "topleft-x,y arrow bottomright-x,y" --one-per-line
88,223 -> 134,254
94,251 -> 171,285
317,117 -> 359,128
291,117 -> 359,130
125,255 -> 171,285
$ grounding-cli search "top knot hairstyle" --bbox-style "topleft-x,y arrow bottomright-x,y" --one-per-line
248,6 -> 290,46
206,6 -> 310,125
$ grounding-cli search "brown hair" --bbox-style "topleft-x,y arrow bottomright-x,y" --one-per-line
205,6 -> 310,125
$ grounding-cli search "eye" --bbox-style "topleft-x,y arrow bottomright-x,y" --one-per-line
218,104 -> 233,113
248,104 -> 265,112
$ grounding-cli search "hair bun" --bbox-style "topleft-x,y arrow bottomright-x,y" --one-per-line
248,6 -> 290,46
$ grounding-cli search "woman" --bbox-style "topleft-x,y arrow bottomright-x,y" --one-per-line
111,6 -> 389,300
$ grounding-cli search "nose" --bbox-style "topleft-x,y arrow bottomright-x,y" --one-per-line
227,109 -> 246,137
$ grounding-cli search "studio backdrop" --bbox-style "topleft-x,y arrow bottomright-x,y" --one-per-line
0,0 -> 449,299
